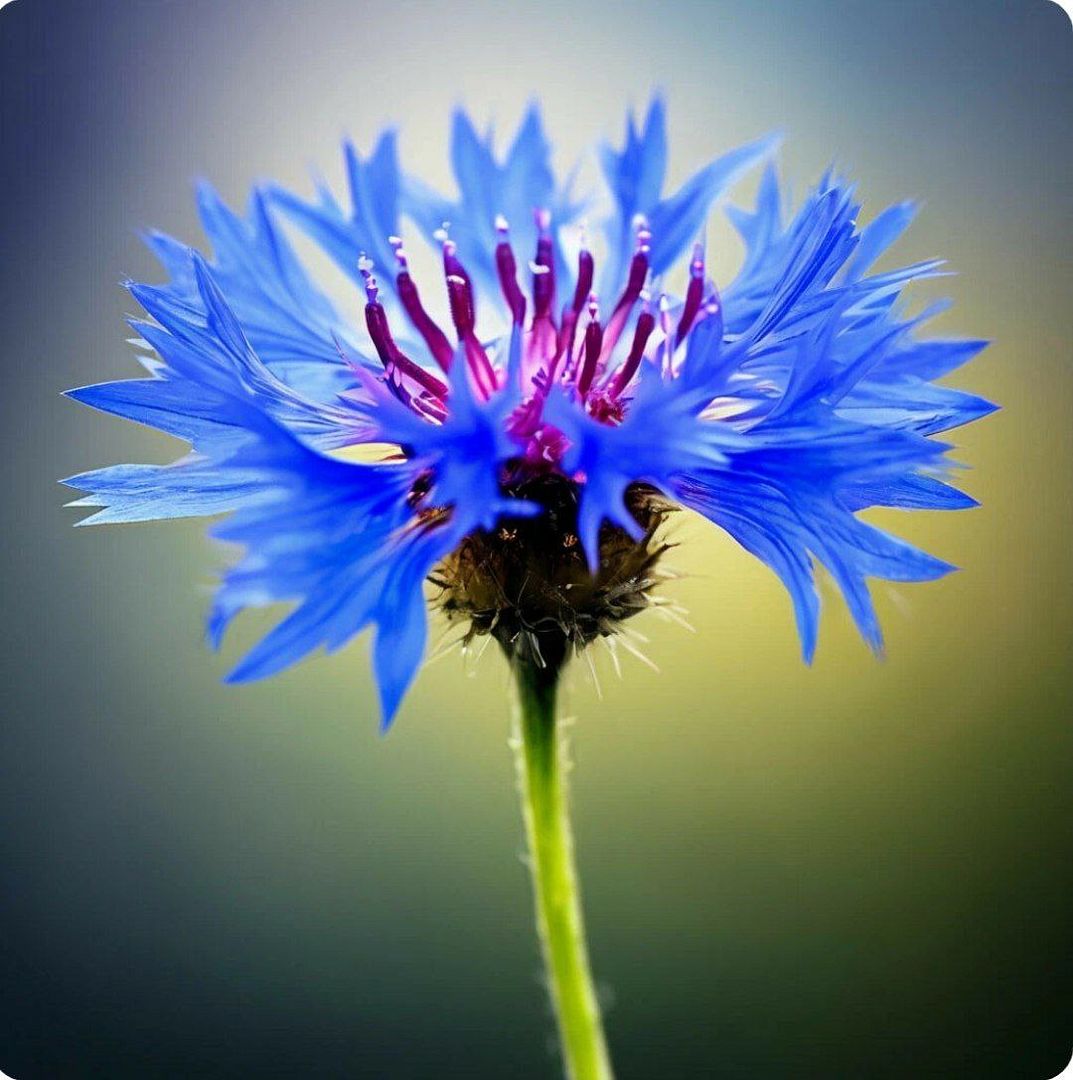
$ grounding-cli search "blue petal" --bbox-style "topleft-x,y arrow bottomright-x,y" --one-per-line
210,416 -> 468,728
597,98 -> 667,235
268,129 -> 401,297
63,457 -> 265,524
601,98 -> 777,290
152,183 -> 367,400
841,473 -> 979,512
129,254 -> 374,449
544,373 -> 739,570
64,377 -> 244,448
876,337 -> 989,381
371,522 -> 466,729
837,380 -> 998,435
403,104 -> 583,306
646,133 -> 782,278
844,201 -> 918,281
674,475 -> 820,661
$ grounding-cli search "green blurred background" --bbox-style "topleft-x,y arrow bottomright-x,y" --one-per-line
1,0 -> 1070,1076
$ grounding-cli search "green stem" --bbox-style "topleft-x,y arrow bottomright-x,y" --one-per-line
513,660 -> 613,1080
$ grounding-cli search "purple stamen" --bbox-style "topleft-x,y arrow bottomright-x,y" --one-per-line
600,221 -> 650,358
576,294 -> 603,398
554,241 -> 596,379
609,293 -> 656,398
675,241 -> 706,346
359,256 -> 448,400
390,237 -> 454,373
530,208 -> 556,324
441,236 -> 497,398
572,246 -> 595,314
494,215 -> 527,326
442,239 -> 476,330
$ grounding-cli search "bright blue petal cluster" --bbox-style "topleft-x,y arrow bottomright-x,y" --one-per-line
65,100 -> 994,727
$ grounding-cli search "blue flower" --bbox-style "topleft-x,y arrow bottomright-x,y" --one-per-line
64,101 -> 994,728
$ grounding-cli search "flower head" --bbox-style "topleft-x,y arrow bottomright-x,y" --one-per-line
65,100 -> 994,727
